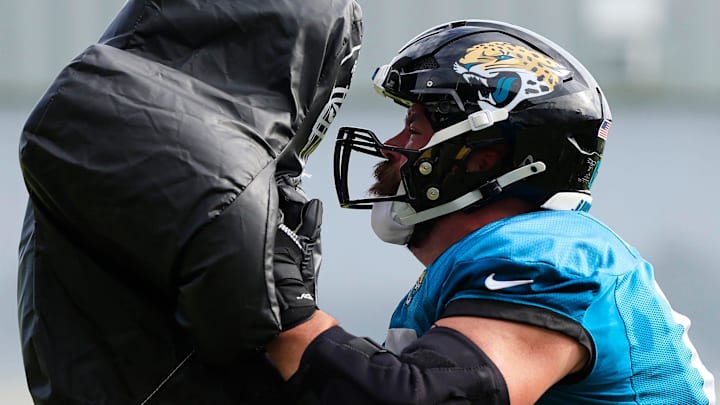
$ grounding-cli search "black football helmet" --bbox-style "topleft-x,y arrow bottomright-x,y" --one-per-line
334,20 -> 611,225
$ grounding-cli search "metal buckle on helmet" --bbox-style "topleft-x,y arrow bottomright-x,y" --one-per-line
468,109 -> 509,132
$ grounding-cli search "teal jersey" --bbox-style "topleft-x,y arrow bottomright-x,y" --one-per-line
386,210 -> 716,404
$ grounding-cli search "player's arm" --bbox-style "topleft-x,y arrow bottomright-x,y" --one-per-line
268,309 -> 586,404
268,310 -> 510,404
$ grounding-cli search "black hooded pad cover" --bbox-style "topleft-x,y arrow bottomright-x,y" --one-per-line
17,0 -> 361,403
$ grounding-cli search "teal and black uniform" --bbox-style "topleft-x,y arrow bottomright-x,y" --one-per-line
387,210 -> 716,404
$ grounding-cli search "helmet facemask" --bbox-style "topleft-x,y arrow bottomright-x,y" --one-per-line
334,107 -> 548,226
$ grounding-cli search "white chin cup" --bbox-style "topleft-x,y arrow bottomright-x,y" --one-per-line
370,201 -> 415,245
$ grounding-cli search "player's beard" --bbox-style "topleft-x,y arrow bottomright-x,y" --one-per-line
369,160 -> 400,197
368,160 -> 435,248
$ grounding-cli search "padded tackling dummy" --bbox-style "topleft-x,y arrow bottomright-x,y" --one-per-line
17,1 -> 362,403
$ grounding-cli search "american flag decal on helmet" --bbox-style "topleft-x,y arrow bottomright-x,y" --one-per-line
598,120 -> 611,141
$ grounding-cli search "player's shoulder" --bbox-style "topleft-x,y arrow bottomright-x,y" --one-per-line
447,210 -> 644,278
497,210 -> 634,252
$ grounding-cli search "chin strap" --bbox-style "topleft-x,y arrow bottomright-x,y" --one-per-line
395,161 -> 547,226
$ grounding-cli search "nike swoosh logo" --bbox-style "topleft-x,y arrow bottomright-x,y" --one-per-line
484,273 -> 534,290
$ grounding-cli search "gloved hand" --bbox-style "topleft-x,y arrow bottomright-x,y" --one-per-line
274,179 -> 323,330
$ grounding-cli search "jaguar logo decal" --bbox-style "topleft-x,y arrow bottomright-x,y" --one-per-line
454,41 -> 571,111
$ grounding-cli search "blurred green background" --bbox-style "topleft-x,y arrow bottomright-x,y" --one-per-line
1,1 -> 718,403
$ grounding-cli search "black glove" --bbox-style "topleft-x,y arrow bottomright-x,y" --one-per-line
274,179 -> 323,330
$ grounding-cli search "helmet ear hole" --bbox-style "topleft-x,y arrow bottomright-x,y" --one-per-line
465,144 -> 510,173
